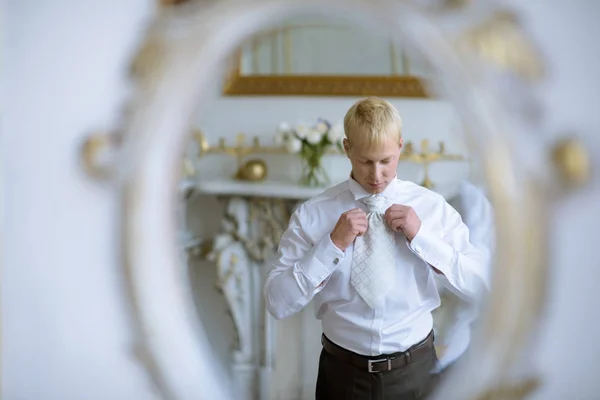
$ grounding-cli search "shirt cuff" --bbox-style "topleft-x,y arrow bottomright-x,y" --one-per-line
297,234 -> 345,287
407,228 -> 456,276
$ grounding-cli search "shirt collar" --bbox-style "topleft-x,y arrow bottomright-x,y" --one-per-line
347,174 -> 400,201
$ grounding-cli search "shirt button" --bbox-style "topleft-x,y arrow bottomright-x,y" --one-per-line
333,258 -> 339,265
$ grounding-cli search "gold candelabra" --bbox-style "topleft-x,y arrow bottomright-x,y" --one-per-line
192,130 -> 465,188
193,129 -> 284,167
401,139 -> 465,188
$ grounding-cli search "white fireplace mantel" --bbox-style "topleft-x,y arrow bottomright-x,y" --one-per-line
192,178 -> 460,200
194,178 -> 332,200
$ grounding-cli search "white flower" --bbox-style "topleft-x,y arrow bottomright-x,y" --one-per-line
315,121 -> 329,134
295,124 -> 310,139
285,137 -> 302,153
327,122 -> 345,143
277,122 -> 291,133
306,129 -> 323,145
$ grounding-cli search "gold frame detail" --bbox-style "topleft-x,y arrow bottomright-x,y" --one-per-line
223,51 -> 429,97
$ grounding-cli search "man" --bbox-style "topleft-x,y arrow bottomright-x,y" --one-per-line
263,98 -> 490,399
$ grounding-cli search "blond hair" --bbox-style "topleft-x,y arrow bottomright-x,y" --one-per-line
343,97 -> 402,147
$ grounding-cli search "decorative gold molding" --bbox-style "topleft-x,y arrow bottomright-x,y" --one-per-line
224,73 -> 429,97
159,0 -> 190,6
223,51 -> 429,97
551,137 -> 590,186
456,10 -> 544,81
476,378 -> 541,400
79,132 -> 117,180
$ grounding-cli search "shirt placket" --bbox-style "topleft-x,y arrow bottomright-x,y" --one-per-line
371,299 -> 385,355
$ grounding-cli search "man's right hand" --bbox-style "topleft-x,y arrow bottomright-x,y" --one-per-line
330,208 -> 368,251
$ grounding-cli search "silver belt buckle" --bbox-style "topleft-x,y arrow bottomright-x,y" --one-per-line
367,358 -> 392,373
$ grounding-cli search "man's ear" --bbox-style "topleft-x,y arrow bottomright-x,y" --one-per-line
343,138 -> 350,156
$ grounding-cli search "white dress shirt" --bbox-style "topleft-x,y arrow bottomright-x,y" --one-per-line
264,176 -> 491,356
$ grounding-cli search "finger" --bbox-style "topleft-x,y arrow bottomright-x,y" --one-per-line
352,222 -> 368,231
386,213 -> 405,225
386,211 -> 407,223
356,214 -> 369,223
393,204 -> 411,212
384,212 -> 395,224
342,209 -> 363,221
353,228 -> 367,236
385,217 -> 394,229
352,220 -> 368,230
385,218 -> 396,230
353,209 -> 368,218
385,205 -> 398,214
384,207 -> 394,220
393,221 -> 404,232
387,218 -> 402,231
349,213 -> 368,222
387,207 -> 408,216
386,204 -> 407,212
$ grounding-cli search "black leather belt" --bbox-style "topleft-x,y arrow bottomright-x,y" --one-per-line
321,330 -> 434,373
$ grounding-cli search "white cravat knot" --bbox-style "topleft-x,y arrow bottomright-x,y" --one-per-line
350,195 -> 396,308
362,194 -> 388,214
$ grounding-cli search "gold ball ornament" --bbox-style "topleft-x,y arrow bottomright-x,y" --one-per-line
551,137 -> 591,187
235,159 -> 268,181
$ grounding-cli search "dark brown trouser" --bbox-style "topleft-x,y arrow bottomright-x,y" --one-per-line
315,338 -> 439,400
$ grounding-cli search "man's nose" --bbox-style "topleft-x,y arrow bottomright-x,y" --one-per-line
370,164 -> 383,180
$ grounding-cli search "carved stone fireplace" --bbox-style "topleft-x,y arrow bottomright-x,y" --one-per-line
180,179 -> 329,400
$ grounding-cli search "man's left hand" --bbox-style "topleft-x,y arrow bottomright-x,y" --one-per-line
384,204 -> 422,241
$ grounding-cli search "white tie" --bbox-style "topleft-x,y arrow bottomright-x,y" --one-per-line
350,195 -> 396,308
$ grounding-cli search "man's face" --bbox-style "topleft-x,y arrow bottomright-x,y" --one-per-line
344,135 -> 402,194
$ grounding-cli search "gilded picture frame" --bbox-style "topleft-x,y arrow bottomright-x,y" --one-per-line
223,50 -> 430,98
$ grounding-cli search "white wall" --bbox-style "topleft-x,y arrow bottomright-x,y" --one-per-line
3,1 -> 161,399
506,1 -> 600,399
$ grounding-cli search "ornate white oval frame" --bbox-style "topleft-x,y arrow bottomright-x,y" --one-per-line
119,1 -> 550,399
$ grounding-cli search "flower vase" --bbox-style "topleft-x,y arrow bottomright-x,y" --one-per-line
299,155 -> 330,188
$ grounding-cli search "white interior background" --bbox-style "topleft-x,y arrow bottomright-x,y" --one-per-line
3,1 -> 600,400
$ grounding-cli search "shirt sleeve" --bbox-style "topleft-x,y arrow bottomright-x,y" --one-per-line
407,197 -> 493,301
263,203 -> 345,320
